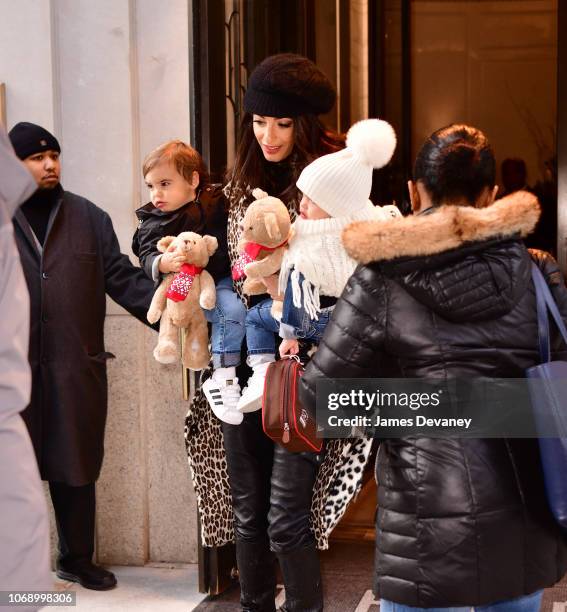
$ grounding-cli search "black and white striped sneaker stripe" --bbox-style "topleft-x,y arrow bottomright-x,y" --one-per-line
209,387 -> 223,406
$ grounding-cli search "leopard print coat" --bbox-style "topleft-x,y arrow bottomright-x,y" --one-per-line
184,183 -> 373,549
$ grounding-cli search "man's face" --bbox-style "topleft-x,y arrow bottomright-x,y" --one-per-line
23,150 -> 61,189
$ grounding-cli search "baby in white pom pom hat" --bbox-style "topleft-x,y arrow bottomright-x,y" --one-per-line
295,118 -> 398,218
237,118 -> 401,414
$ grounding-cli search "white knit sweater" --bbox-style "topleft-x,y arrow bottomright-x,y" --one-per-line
279,202 -> 399,319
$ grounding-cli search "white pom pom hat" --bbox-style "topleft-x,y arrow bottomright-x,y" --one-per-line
296,118 -> 397,218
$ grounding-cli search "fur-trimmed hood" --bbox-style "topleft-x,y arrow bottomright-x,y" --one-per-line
342,190 -> 540,264
342,191 -> 541,323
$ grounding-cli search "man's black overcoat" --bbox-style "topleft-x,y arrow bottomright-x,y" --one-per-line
13,187 -> 155,485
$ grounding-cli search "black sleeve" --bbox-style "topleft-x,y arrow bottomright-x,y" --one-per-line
132,225 -> 159,281
131,225 -> 141,257
101,211 -> 156,327
140,251 -> 159,282
299,264 -> 389,415
202,189 -> 231,282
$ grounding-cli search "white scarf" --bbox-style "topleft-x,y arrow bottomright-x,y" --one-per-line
279,203 -> 399,318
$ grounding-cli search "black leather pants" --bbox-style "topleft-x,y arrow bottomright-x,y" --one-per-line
222,411 -> 324,611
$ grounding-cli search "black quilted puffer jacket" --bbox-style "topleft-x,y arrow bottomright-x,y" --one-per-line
299,191 -> 567,607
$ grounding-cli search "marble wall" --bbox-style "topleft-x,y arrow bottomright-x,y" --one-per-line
0,0 -> 198,565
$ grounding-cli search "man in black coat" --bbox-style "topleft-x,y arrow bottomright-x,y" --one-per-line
9,122 -> 156,591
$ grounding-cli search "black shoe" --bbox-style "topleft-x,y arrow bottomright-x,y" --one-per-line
56,560 -> 117,591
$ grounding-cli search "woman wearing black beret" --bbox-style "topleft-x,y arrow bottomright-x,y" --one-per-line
185,54 -> 375,611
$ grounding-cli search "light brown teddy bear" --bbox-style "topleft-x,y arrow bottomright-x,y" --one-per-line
232,188 -> 291,318
147,231 -> 217,370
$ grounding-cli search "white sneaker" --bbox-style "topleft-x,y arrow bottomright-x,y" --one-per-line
237,362 -> 272,413
202,376 -> 243,425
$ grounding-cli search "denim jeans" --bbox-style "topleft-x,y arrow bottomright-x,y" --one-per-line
379,590 -> 543,612
245,274 -> 333,356
203,276 -> 246,368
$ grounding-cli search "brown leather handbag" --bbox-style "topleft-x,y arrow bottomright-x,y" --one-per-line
261,356 -> 323,453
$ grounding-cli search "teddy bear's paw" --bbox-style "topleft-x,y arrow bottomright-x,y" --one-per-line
147,308 -> 162,324
270,301 -> 283,321
183,355 -> 210,371
243,277 -> 266,295
153,342 -> 178,364
199,296 -> 216,310
243,262 -> 259,278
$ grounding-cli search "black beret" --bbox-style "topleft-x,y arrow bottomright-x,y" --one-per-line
244,53 -> 336,118
8,122 -> 61,160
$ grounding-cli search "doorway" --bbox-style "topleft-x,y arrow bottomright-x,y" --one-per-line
191,0 -> 567,599
335,0 -> 561,548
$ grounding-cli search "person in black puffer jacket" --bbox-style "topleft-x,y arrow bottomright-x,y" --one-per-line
299,124 -> 567,612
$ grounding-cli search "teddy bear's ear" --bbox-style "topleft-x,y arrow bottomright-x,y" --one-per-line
203,235 -> 218,256
264,212 -> 282,242
157,236 -> 176,253
252,187 -> 269,200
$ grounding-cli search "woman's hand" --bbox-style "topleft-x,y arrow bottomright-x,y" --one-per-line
158,251 -> 185,274
279,339 -> 299,358
263,274 -> 284,300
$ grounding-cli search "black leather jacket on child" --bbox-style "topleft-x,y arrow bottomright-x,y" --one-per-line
132,183 -> 231,282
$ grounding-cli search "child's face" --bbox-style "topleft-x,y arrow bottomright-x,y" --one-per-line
252,115 -> 295,162
144,162 -> 198,212
299,194 -> 331,220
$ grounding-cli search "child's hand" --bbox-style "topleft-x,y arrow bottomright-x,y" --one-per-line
159,251 -> 185,273
279,339 -> 299,358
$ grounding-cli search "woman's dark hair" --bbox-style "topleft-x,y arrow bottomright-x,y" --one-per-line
413,124 -> 495,206
226,113 -> 344,207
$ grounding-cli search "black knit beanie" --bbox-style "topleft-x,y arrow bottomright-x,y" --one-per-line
243,53 -> 336,117
8,122 -> 61,160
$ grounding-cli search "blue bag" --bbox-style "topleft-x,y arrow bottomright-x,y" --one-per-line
526,262 -> 567,531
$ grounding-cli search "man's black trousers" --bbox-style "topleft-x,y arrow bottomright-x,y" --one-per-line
49,481 -> 95,564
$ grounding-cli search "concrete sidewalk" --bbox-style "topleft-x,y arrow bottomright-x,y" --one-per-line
49,563 -> 206,611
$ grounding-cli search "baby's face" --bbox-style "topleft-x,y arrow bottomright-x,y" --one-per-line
298,194 -> 331,220
145,162 -> 198,213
